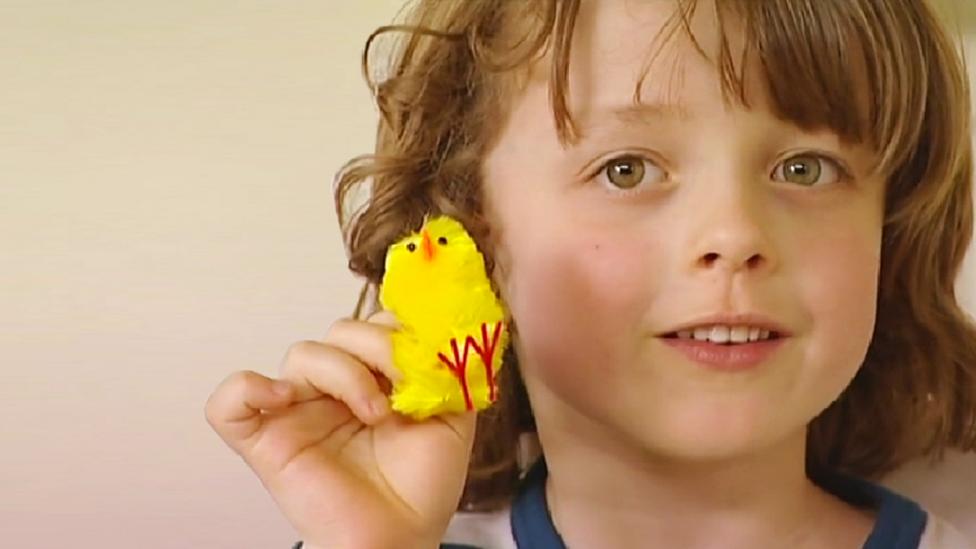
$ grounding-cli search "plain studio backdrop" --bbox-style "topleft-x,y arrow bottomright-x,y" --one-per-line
1,2 -> 975,548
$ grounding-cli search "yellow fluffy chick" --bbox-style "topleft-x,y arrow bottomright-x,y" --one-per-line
379,215 -> 509,420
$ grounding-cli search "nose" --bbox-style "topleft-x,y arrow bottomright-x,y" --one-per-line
685,181 -> 776,276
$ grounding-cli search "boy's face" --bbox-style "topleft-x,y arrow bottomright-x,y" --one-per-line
483,0 -> 885,461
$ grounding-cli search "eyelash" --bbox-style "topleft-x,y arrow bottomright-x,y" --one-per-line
771,152 -> 853,186
587,153 -> 667,197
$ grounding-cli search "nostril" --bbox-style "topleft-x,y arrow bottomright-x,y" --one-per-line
702,252 -> 720,266
698,252 -> 767,270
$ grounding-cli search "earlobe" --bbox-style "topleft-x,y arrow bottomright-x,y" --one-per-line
486,243 -> 514,302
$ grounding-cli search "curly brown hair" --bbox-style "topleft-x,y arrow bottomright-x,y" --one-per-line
333,0 -> 976,511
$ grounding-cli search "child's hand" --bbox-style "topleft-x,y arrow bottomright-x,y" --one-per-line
204,312 -> 477,549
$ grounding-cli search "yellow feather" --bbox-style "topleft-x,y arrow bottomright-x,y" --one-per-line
379,216 -> 509,420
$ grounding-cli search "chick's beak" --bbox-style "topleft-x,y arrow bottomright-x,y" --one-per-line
421,229 -> 435,261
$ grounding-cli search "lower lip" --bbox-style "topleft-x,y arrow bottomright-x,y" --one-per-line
660,337 -> 787,371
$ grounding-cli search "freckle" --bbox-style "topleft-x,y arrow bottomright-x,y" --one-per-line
594,243 -> 601,251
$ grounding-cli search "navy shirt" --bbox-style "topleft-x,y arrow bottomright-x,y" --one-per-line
294,458 -> 928,549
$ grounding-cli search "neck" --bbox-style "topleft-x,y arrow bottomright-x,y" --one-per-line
536,403 -> 870,549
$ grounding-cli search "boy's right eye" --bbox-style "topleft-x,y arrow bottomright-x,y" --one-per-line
598,154 -> 667,192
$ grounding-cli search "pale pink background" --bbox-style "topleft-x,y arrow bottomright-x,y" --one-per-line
1,3 -> 974,548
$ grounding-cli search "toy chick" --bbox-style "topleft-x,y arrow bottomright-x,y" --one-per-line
379,215 -> 509,420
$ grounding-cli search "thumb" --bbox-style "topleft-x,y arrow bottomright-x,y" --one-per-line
439,409 -> 477,447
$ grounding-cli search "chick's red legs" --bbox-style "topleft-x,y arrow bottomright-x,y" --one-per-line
436,321 -> 504,410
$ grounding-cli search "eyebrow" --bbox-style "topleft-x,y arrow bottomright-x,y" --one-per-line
611,102 -> 692,123
579,101 -> 692,135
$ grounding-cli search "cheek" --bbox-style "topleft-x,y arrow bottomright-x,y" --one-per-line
497,223 -> 662,397
798,218 -> 882,377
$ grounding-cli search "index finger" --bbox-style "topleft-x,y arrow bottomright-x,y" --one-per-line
204,370 -> 293,451
322,317 -> 403,383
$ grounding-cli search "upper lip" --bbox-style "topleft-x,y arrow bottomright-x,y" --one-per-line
658,313 -> 792,337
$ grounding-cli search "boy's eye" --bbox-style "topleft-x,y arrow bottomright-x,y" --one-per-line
601,155 -> 665,190
772,154 -> 843,186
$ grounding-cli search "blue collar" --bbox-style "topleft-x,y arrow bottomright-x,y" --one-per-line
510,459 -> 928,549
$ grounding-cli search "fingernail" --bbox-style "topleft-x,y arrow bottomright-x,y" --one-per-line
272,381 -> 291,396
389,365 -> 404,383
370,396 -> 390,418
370,310 -> 402,329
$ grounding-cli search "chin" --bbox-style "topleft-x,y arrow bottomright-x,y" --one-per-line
623,404 -> 794,464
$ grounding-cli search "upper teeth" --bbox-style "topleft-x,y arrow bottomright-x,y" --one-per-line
676,325 -> 772,344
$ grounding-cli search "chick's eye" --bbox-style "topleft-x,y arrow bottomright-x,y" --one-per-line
772,154 -> 843,186
600,155 -> 665,190
406,242 -> 416,252
437,236 -> 447,245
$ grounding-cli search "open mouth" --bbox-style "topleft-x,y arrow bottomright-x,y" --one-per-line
660,326 -> 785,345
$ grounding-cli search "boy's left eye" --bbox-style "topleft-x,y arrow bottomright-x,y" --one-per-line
771,154 -> 845,186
